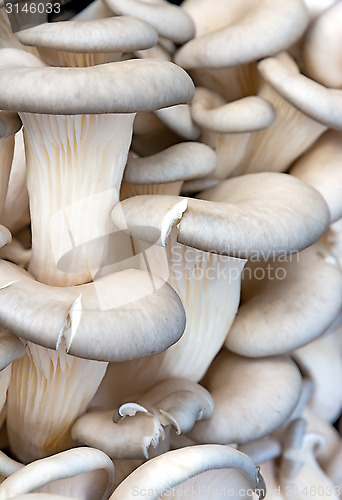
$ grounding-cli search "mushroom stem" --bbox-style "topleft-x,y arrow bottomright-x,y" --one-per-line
21,112 -> 134,286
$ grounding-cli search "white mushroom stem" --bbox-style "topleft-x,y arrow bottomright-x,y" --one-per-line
7,343 -> 107,463
0,448 -> 114,500
110,445 -> 265,500
112,228 -> 246,385
22,112 -> 134,287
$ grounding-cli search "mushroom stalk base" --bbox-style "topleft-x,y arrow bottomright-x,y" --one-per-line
7,341 -> 107,463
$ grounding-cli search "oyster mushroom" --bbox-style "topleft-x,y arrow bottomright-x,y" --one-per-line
110,444 -> 266,500
72,378 -> 214,460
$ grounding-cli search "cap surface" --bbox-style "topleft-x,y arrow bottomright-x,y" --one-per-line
0,49 -> 195,114
112,172 -> 330,257
226,243 -> 342,357
290,130 -> 342,223
104,0 -> 195,43
187,350 -> 302,444
175,0 -> 308,68
17,17 -> 158,53
258,52 -> 342,130
191,87 -> 275,133
124,142 -> 217,184
0,260 -> 186,361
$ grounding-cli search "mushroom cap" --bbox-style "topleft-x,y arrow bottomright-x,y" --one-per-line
154,104 -> 200,141
110,444 -> 263,500
0,49 -> 195,114
104,0 -> 195,44
290,130 -> 342,223
112,172 -> 330,257
191,87 -> 275,133
0,111 -> 22,138
73,378 -> 214,459
226,243 -> 342,357
302,1 -> 342,88
293,325 -> 342,423
17,17 -> 158,54
258,52 -> 342,130
175,0 -> 308,68
0,447 -> 114,500
0,260 -> 186,362
187,350 -> 302,444
123,142 -> 217,184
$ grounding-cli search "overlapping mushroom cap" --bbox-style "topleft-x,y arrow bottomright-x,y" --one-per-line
17,16 -> 159,67
175,0 -> 309,68
226,242 -> 342,357
112,172 -> 330,257
258,52 -> 342,130
186,350 -> 302,445
0,48 -> 194,114
0,260 -> 186,361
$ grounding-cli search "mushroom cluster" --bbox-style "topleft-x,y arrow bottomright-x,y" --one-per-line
0,0 -> 342,498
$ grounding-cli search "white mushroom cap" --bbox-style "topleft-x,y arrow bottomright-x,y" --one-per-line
154,105 -> 200,140
0,260 -> 186,361
227,243 -> 342,357
302,1 -> 342,88
72,378 -> 214,459
104,0 -> 195,44
110,444 -> 265,500
113,172 -> 330,257
187,350 -> 302,445
175,0 -> 308,68
258,52 -> 342,130
0,49 -> 194,114
290,130 -> 342,223
0,448 -> 114,500
123,142 -> 217,185
17,17 -> 158,54
191,87 -> 275,133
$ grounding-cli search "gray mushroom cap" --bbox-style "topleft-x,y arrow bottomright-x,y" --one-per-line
17,17 -> 158,54
112,172 -> 330,258
290,131 -> 342,223
123,142 -> 217,184
258,52 -> 342,130
104,0 -> 195,44
175,0 -> 308,68
187,350 -> 302,444
0,260 -> 186,362
0,48 -> 195,114
226,243 -> 342,357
